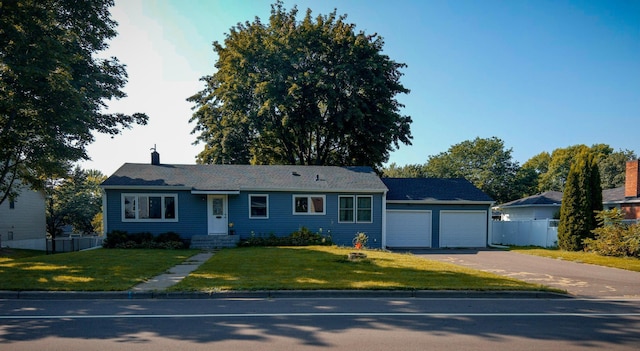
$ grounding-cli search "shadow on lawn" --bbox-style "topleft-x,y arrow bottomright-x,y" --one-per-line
174,246 -> 542,291
0,249 -> 194,291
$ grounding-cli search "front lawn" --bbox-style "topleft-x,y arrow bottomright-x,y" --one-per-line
511,247 -> 640,272
0,249 -> 197,291
171,246 -> 556,292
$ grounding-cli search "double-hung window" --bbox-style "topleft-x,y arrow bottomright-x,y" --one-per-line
293,195 -> 325,215
249,194 -> 269,219
122,194 -> 177,221
339,195 -> 373,223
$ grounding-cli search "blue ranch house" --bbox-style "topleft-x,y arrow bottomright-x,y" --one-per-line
101,152 -> 494,249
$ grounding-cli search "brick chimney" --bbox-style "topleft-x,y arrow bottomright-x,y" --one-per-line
151,145 -> 160,166
625,160 -> 640,198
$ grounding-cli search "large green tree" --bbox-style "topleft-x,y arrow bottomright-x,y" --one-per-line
49,168 -> 105,234
46,167 -> 105,252
0,0 -> 148,205
382,163 -> 427,178
530,144 -> 635,192
189,1 -> 412,169
557,150 -> 603,251
421,137 -> 520,203
598,149 -> 636,189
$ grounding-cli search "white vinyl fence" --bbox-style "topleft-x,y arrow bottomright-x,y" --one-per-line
492,219 -> 559,248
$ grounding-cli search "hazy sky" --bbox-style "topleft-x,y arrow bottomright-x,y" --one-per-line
80,0 -> 640,175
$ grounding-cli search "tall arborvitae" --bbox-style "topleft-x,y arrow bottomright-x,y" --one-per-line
588,152 -> 603,237
558,151 -> 602,251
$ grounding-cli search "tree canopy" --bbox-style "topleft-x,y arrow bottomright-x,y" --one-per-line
46,167 -> 105,239
524,145 -> 636,193
382,139 -> 635,204
189,1 -> 412,169
0,0 -> 148,205
420,137 -> 520,203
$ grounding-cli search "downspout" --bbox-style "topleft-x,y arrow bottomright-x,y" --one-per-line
487,202 -> 493,247
381,189 -> 388,249
101,188 -> 108,240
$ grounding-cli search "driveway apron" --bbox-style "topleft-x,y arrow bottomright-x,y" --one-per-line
409,249 -> 640,299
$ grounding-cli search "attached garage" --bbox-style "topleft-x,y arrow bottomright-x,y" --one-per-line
439,210 -> 488,248
382,178 -> 494,249
386,210 -> 432,248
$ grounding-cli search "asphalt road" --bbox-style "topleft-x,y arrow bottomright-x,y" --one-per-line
1,297 -> 639,350
409,249 -> 640,298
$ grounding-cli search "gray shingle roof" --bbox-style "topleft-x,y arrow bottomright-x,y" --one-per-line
382,178 -> 494,202
603,186 -> 634,204
101,163 -> 387,192
498,191 -> 563,208
500,187 -> 640,207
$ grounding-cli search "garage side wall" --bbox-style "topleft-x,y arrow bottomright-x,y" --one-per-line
386,203 -> 491,248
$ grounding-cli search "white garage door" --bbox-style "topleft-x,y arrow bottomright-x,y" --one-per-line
386,210 -> 432,248
440,211 -> 487,248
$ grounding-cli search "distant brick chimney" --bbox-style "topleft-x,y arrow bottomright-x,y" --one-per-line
625,160 -> 640,198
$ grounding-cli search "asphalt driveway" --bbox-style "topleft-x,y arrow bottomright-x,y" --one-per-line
407,249 -> 640,299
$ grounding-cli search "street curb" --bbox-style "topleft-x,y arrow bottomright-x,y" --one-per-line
0,290 -> 569,300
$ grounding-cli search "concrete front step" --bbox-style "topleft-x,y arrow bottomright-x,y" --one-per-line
191,235 -> 240,249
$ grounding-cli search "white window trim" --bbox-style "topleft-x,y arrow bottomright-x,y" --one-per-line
338,195 -> 373,223
338,195 -> 355,223
249,194 -> 269,219
356,195 -> 374,223
292,195 -> 326,215
121,193 -> 178,222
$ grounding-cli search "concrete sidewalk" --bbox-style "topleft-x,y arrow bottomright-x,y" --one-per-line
131,251 -> 215,292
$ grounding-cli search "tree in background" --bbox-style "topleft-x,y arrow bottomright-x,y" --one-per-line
537,145 -> 590,192
46,168 -> 105,252
0,0 -> 148,206
598,149 -> 637,189
520,151 -> 552,195
383,163 -> 426,178
382,140 -> 635,204
189,1 -> 412,169
531,145 -> 635,193
557,150 -> 603,251
421,137 -> 520,203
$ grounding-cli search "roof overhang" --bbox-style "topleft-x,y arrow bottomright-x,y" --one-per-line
603,199 -> 640,205
497,203 -> 561,209
238,187 -> 387,193
101,185 -> 385,194
191,190 -> 241,195
386,200 -> 494,206
101,185 -> 192,191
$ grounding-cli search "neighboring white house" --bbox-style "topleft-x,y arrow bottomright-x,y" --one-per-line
496,191 -> 562,221
492,160 -> 640,247
499,160 -> 640,222
0,187 -> 47,250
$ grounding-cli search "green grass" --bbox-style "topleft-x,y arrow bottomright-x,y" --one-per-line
0,248 -> 46,260
171,246 -> 557,292
0,249 -> 197,291
511,247 -> 640,272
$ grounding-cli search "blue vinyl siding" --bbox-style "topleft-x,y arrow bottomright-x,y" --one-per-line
386,203 -> 491,248
105,189 -> 207,239
229,192 -> 383,248
105,189 -> 384,247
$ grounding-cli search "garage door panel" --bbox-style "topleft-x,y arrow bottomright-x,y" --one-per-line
386,211 -> 432,248
440,211 -> 487,248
